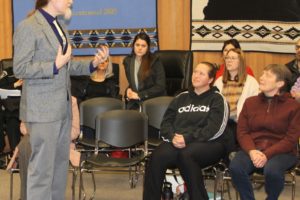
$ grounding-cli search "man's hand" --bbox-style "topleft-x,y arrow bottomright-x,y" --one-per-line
55,45 -> 72,69
172,133 -> 186,149
20,122 -> 28,135
13,79 -> 23,88
92,45 -> 109,67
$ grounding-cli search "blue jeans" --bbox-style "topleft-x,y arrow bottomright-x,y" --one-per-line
229,150 -> 298,200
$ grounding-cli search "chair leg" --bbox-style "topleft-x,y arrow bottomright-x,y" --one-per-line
225,178 -> 232,200
220,174 -> 224,200
71,167 -> 77,200
129,165 -> 134,188
10,171 -> 13,200
90,171 -> 96,200
214,169 -> 225,200
213,174 -> 219,200
79,167 -> 96,200
79,168 -> 84,200
291,172 -> 296,200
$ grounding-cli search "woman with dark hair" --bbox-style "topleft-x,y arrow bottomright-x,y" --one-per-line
123,32 -> 166,110
229,64 -> 300,200
143,62 -> 230,200
13,0 -> 108,199
216,39 -> 254,79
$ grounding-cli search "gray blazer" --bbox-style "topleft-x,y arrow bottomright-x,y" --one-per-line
13,11 -> 91,122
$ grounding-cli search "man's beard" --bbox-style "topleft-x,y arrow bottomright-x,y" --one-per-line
64,7 -> 72,20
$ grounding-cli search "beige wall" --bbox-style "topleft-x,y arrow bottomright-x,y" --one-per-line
0,0 -> 295,94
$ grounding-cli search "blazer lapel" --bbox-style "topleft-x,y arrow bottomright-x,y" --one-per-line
34,11 -> 59,53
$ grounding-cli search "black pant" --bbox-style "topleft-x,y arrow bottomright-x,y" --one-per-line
143,141 -> 225,200
0,110 -> 5,152
1,109 -> 21,151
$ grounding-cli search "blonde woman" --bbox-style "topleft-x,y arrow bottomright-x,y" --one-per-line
214,48 -> 259,153
214,48 -> 259,122
71,57 -> 120,104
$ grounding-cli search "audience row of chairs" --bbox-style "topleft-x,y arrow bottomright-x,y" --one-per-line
73,96 -> 173,199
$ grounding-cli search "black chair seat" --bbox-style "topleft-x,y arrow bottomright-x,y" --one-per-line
78,137 -> 109,149
148,138 -> 162,147
78,137 -> 94,148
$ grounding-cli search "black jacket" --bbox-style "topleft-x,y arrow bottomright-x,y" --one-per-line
160,87 -> 229,144
286,59 -> 300,91
123,54 -> 166,101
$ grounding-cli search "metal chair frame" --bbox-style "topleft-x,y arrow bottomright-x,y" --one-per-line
78,110 -> 148,200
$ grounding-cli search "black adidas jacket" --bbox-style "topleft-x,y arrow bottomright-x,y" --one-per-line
161,86 -> 229,144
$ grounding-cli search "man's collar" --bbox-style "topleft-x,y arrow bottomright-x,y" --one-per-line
38,8 -> 56,24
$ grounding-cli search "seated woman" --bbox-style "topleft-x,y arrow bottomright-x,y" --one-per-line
216,39 -> 254,79
0,66 -> 23,152
71,56 -> 120,105
123,32 -> 166,110
143,62 -> 230,200
229,64 -> 300,200
214,48 -> 259,153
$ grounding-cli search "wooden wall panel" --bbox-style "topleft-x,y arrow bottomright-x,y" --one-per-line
0,0 -> 295,90
157,0 -> 190,50
0,0 -> 12,59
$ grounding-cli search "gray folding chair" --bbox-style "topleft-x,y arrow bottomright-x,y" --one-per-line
141,96 -> 174,148
72,97 -> 123,198
79,110 -> 148,200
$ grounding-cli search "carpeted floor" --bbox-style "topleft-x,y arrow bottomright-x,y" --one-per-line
0,167 -> 299,200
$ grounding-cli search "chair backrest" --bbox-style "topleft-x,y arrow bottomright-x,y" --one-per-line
0,58 -> 13,76
79,97 -> 123,129
142,96 -> 174,129
96,110 -> 148,147
154,50 -> 193,96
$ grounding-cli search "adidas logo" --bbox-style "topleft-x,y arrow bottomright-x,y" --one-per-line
178,104 -> 210,113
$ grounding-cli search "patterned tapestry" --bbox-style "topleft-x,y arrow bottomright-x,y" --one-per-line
13,0 -> 158,55
191,0 -> 300,53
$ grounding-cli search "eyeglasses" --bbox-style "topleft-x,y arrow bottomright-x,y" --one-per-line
225,56 -> 239,61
